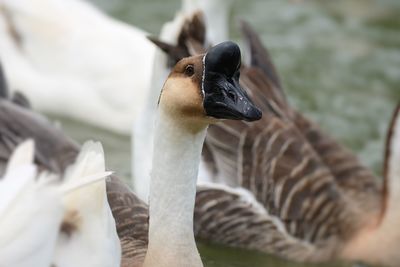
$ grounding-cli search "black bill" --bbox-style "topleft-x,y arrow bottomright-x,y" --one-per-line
202,41 -> 262,122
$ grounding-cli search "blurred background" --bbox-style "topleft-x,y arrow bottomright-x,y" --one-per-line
64,0 -> 400,178
44,0 -> 399,266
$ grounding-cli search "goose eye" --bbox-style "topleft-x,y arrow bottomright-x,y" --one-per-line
184,65 -> 194,77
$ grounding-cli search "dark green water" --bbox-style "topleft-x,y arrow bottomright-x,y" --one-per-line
57,0 -> 399,266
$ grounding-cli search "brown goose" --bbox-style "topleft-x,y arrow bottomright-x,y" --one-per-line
0,41 -> 262,267
152,19 -> 400,266
201,23 -> 400,266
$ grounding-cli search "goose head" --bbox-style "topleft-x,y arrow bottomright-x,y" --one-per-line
159,41 -> 262,127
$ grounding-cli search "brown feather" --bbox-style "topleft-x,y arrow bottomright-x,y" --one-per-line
194,185 -> 341,262
240,20 -> 283,90
202,20 -> 383,259
149,11 -> 207,67
107,176 -> 149,267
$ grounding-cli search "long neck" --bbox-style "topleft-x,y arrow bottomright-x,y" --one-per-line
202,0 -> 230,44
143,110 -> 206,267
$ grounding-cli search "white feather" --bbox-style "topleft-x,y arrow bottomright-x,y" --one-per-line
0,140 -> 63,267
0,140 -> 120,267
183,0 -> 232,44
53,141 -> 121,267
0,0 -> 155,134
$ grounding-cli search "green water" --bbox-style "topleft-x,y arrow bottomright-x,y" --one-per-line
57,0 -> 399,266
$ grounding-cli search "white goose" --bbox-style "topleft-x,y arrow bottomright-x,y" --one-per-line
0,0 -> 153,133
0,0 -> 232,134
0,140 -> 120,267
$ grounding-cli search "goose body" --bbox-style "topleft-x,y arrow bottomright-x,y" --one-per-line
200,23 -> 400,266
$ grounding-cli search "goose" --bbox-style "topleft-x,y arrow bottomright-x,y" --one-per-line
0,139 -> 119,267
133,10 -> 221,201
0,0 -> 232,134
199,26 -> 400,266
142,40 -> 261,267
0,0 -> 152,134
0,41 -> 262,266
150,19 -> 400,266
132,0 -> 233,200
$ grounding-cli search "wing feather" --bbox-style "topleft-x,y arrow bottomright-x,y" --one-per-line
292,112 -> 382,213
194,184 -> 340,262
202,21 -> 382,254
106,176 -> 149,267
0,100 -> 79,175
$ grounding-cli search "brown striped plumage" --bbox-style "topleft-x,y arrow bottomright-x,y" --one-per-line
292,112 -> 382,216
201,108 -> 368,261
241,21 -> 382,217
107,176 -> 149,267
200,21 -> 383,261
194,185 -> 339,261
0,99 -> 79,174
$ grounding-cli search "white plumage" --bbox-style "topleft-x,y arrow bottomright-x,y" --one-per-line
53,141 -> 121,267
0,140 -> 120,267
0,140 -> 63,267
0,0 -> 155,134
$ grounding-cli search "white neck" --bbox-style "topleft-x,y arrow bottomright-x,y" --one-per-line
203,1 -> 230,44
183,0 -> 231,44
143,109 -> 206,267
